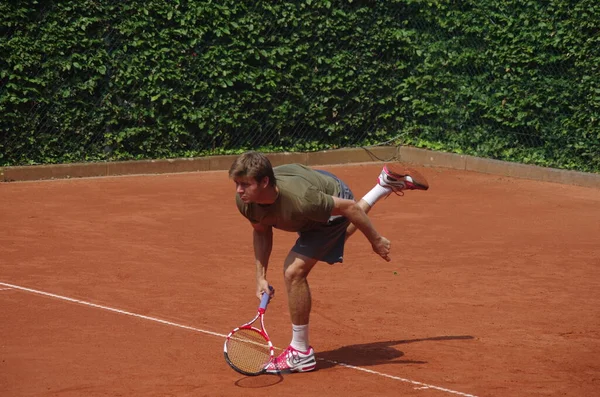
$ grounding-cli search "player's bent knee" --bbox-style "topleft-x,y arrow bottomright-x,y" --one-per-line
283,252 -> 318,283
283,265 -> 308,283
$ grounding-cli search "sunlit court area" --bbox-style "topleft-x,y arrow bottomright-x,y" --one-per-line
1,163 -> 599,396
1,1 -> 599,396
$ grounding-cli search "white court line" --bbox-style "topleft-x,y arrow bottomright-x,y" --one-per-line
0,281 -> 479,397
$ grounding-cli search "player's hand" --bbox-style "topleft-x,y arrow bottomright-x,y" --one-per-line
372,236 -> 391,262
256,279 -> 274,301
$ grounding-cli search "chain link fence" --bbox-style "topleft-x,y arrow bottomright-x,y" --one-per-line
1,1 -> 598,171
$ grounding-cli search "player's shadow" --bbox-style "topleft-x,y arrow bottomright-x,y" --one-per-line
316,335 -> 474,370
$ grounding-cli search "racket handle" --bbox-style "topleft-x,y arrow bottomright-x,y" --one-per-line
259,286 -> 273,311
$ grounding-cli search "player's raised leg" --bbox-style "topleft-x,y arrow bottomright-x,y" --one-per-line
345,163 -> 429,239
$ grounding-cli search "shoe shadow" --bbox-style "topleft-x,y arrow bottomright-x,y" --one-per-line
316,335 -> 474,370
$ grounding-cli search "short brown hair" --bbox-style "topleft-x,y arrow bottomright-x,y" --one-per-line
228,151 -> 276,186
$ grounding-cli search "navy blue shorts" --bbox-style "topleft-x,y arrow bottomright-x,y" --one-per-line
290,170 -> 355,264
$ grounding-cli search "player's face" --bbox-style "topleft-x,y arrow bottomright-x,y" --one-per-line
234,175 -> 267,203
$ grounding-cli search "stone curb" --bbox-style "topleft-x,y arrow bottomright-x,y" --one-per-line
1,146 -> 598,189
396,146 -> 600,189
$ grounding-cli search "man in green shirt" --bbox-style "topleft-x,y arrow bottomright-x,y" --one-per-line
229,151 -> 428,374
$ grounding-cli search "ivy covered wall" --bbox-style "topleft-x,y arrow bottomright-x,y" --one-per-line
1,0 -> 598,171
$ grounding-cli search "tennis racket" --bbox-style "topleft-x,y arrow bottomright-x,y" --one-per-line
224,287 -> 274,376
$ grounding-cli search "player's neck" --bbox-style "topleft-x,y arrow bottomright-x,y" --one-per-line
257,185 -> 279,205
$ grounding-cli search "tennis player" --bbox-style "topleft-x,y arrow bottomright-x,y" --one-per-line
229,151 -> 428,374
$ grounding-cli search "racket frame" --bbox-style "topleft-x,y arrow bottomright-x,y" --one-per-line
224,290 -> 274,376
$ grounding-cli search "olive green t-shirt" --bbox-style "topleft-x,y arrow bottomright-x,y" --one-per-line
235,164 -> 341,232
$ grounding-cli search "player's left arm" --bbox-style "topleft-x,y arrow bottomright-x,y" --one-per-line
330,196 -> 391,261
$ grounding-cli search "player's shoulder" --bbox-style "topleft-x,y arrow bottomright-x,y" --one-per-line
274,163 -> 312,176
274,164 -> 315,189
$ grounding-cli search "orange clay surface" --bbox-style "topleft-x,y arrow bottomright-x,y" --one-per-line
1,164 -> 600,397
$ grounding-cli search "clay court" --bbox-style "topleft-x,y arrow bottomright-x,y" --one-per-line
1,163 -> 599,397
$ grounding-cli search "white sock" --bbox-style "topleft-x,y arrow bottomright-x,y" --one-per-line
290,324 -> 309,352
361,184 -> 392,207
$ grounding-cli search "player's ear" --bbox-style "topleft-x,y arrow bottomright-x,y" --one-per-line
259,176 -> 270,188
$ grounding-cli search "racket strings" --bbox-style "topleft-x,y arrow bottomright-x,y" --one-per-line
225,328 -> 271,374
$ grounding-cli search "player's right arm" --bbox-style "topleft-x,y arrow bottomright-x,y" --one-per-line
252,222 -> 273,299
330,196 -> 391,262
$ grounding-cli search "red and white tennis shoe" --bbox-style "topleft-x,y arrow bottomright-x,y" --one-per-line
264,345 -> 316,374
378,164 -> 429,193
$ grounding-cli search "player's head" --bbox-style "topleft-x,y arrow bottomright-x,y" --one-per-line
229,151 -> 276,203
229,151 -> 275,186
